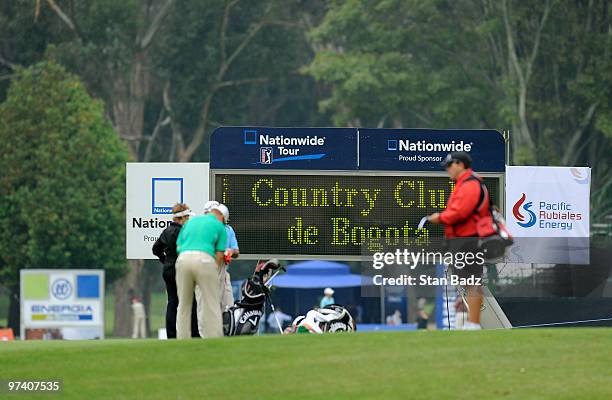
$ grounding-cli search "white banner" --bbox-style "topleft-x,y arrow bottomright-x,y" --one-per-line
505,166 -> 590,263
20,269 -> 105,340
126,163 -> 209,259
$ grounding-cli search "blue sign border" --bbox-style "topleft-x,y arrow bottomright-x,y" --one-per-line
151,177 -> 184,214
210,127 -> 505,172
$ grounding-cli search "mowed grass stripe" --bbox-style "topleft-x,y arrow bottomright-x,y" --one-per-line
1,329 -> 611,400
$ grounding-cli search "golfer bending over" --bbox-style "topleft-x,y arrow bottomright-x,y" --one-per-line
175,207 -> 227,339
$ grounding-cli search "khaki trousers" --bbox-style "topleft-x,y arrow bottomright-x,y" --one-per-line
220,267 -> 234,311
195,267 -> 235,323
132,316 -> 146,338
175,252 -> 222,339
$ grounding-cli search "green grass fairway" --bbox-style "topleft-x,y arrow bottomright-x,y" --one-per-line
1,329 -> 611,399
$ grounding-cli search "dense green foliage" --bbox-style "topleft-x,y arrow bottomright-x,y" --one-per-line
0,61 -> 128,287
307,0 -> 612,219
2,0 -> 327,162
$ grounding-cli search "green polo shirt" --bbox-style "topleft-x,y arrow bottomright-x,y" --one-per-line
176,214 -> 227,258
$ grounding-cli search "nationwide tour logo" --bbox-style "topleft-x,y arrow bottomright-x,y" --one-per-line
513,193 -> 537,228
245,129 -> 327,165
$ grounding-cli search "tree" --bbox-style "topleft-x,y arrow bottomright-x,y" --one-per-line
1,0 -> 329,335
0,59 -> 128,333
33,0 -> 327,335
306,0 -> 502,128
0,0 -> 71,101
307,0 -> 612,219
27,0 -> 184,336
152,0 -> 327,162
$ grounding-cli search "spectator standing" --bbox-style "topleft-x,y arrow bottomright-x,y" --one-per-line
427,151 -> 489,330
152,203 -> 199,338
214,203 -> 238,311
416,298 -> 429,330
131,297 -> 147,338
319,288 -> 335,308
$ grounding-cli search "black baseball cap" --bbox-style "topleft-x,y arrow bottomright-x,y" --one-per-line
441,151 -> 472,168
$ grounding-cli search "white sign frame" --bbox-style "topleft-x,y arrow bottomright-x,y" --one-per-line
126,162 -> 209,259
505,166 -> 590,264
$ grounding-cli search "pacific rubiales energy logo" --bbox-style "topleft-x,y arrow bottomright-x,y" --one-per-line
512,193 -> 536,228
512,193 -> 582,231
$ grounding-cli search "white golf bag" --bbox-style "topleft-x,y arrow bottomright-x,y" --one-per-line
287,304 -> 356,334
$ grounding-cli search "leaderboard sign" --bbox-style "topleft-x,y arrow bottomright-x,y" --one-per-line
215,173 -> 500,257
210,127 -> 505,258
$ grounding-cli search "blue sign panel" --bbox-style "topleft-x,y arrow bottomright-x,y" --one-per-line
358,129 -> 505,172
210,127 -> 358,170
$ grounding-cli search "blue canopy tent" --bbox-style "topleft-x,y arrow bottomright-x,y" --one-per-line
272,261 -> 373,288
269,261 -> 384,325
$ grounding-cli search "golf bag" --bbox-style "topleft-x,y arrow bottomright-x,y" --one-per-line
223,259 -> 283,336
287,304 -> 356,334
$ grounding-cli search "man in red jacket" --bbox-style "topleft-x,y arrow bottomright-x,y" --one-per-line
428,151 -> 485,330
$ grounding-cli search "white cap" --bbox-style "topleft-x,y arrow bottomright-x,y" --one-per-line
211,203 -> 229,223
203,200 -> 220,214
324,288 -> 334,296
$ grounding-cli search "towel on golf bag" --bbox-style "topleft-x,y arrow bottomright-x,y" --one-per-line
286,304 -> 356,334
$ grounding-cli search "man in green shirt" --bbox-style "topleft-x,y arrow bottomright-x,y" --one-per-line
175,207 -> 227,339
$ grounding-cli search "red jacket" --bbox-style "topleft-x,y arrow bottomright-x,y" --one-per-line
439,169 -> 489,238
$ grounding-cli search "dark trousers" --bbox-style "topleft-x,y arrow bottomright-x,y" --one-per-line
162,267 -> 200,338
